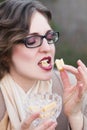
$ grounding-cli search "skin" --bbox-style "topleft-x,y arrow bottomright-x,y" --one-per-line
59,59 -> 87,130
9,11 -> 56,130
61,59 -> 87,116
20,113 -> 57,130
10,11 -> 55,92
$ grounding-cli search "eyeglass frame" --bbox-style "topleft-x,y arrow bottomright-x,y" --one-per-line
17,30 -> 59,48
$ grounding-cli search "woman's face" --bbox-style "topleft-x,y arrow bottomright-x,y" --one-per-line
10,11 -> 55,84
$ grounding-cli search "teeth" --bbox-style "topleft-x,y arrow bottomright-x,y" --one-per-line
41,60 -> 49,67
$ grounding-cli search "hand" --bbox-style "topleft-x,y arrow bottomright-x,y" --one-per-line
77,59 -> 87,92
20,113 -> 57,130
60,59 -> 87,116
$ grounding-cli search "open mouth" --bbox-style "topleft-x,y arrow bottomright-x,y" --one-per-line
41,59 -> 50,67
38,57 -> 52,70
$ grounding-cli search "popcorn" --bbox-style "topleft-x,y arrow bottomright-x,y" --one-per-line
28,106 -> 41,112
42,101 -> 57,112
24,93 -> 62,126
55,58 -> 64,71
41,60 -> 49,67
28,101 -> 57,119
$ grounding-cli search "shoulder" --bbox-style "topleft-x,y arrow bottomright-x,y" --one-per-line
52,69 -> 63,96
52,69 -> 62,84
0,88 -> 6,121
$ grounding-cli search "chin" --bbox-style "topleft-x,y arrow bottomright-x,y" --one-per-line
41,74 -> 52,81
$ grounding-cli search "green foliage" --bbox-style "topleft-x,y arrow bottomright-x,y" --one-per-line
51,20 -> 62,33
55,41 -> 87,67
0,0 -> 4,2
51,21 -> 87,67
0,0 -> 87,67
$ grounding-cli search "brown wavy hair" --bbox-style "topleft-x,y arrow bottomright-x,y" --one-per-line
0,0 -> 51,79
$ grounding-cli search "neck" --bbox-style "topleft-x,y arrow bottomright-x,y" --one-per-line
10,73 -> 37,92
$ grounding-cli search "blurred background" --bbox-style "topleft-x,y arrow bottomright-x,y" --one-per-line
0,0 -> 87,66
42,0 -> 87,67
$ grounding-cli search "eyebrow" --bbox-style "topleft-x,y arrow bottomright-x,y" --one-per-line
27,33 -> 38,37
28,29 -> 53,37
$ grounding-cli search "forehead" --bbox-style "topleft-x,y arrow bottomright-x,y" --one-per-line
29,11 -> 52,34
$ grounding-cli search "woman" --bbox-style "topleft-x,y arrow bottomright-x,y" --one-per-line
0,0 -> 86,130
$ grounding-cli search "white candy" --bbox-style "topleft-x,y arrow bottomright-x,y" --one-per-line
55,58 -> 64,71
41,60 -> 49,67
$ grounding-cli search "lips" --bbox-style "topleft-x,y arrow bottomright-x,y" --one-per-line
38,57 -> 52,71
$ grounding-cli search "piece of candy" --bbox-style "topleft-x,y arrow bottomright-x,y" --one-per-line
55,58 -> 64,71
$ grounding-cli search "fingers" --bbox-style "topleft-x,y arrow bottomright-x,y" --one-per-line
46,122 -> 57,130
62,61 -> 87,83
77,60 -> 87,75
77,59 -> 87,71
78,66 -> 86,80
36,120 -> 57,130
63,64 -> 78,75
21,114 -> 57,130
60,70 -> 71,88
62,60 -> 87,77
21,113 -> 40,130
77,66 -> 87,92
77,83 -> 84,99
77,60 -> 87,89
62,64 -> 79,81
59,64 -> 77,89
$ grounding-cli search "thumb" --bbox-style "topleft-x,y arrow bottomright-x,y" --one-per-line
20,113 -> 40,130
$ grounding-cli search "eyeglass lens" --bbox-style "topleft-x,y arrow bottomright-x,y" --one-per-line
25,31 -> 59,48
20,31 -> 59,48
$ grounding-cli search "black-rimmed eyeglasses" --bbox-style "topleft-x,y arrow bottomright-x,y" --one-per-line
18,30 -> 59,48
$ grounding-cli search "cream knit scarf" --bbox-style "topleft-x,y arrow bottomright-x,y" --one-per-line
0,74 -> 52,130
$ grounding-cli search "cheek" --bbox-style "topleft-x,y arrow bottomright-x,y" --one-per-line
54,46 -> 56,55
11,45 -> 36,65
52,45 -> 56,57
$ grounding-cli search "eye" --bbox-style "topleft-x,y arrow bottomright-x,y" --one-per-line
26,36 -> 36,45
46,32 -> 53,40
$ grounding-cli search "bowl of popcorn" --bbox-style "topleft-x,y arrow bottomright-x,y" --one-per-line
23,93 -> 62,126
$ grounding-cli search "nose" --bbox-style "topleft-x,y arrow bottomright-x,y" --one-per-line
39,38 -> 53,53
